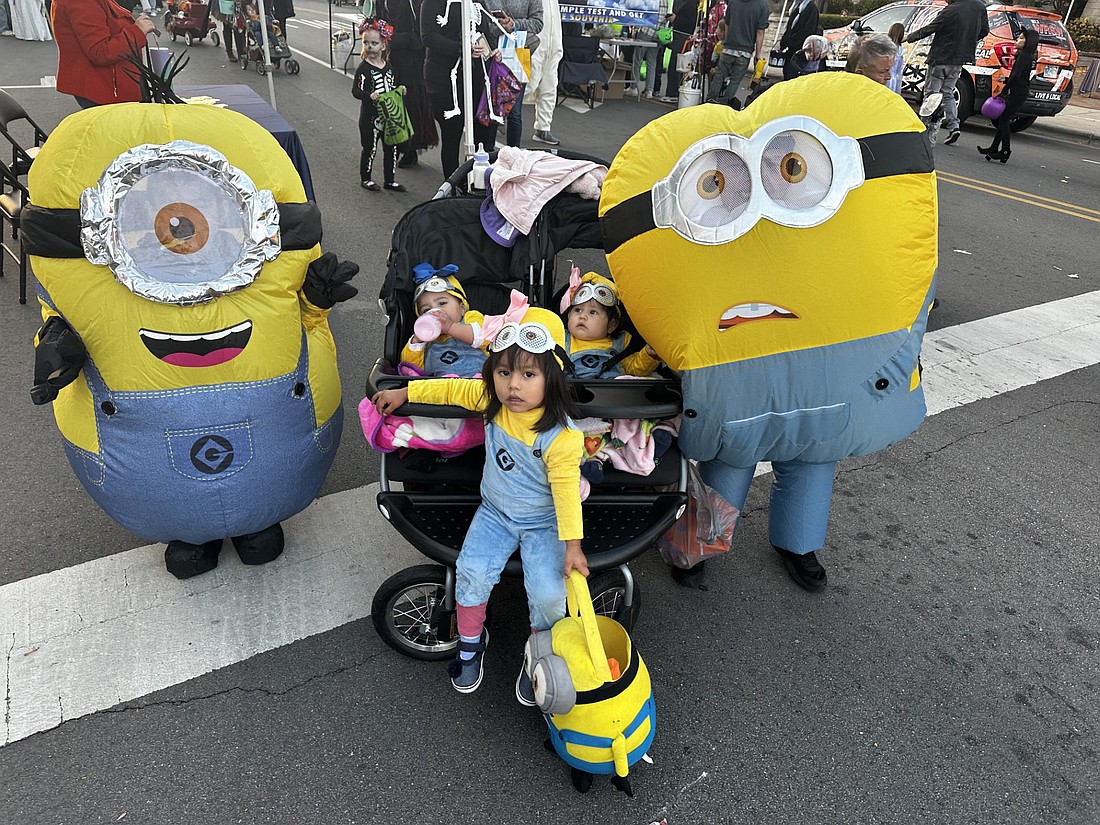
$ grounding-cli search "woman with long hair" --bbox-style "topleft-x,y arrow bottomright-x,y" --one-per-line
978,28 -> 1039,164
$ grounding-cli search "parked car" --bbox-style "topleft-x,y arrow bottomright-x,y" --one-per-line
823,1 -> 1078,132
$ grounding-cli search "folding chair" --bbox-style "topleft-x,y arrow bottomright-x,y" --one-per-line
0,89 -> 49,180
0,160 -> 30,304
558,35 -> 609,109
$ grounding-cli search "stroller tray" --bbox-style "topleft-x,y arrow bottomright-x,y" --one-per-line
376,491 -> 687,571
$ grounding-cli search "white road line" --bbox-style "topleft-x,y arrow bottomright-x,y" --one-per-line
3,290 -> 1100,746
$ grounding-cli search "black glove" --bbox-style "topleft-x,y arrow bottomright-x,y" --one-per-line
303,252 -> 359,309
31,316 -> 87,406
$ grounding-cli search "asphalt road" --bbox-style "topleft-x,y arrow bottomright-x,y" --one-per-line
1,8 -> 1098,824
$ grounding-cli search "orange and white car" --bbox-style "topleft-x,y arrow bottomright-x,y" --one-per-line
823,1 -> 1078,132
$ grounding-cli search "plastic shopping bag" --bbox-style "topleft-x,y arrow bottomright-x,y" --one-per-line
499,30 -> 530,84
657,462 -> 739,570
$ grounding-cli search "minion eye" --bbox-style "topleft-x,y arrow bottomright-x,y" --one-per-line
81,141 -> 280,305
677,149 -> 751,228
761,131 -> 833,210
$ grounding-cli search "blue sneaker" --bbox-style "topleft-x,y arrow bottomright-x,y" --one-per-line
447,628 -> 488,694
516,657 -> 537,707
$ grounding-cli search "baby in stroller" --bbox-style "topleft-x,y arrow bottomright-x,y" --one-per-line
402,264 -> 490,378
239,1 -> 298,73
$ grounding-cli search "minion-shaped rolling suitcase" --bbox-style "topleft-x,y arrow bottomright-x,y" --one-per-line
525,571 -> 656,796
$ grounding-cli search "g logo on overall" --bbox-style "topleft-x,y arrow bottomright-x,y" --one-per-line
439,350 -> 459,365
190,435 -> 235,474
495,448 -> 515,471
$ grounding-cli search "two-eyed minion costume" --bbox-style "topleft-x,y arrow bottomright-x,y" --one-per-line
561,272 -> 661,379
600,74 -> 937,554
25,103 -> 353,573
407,308 -> 583,629
401,265 -> 490,377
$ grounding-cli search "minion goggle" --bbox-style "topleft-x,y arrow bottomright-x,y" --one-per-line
569,282 -> 618,308
413,276 -> 459,301
602,116 -> 933,252
490,321 -> 556,354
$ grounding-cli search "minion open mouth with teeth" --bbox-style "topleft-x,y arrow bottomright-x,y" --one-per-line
139,320 -> 253,367
718,303 -> 798,331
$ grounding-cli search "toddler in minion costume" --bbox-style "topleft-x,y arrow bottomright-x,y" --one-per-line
401,263 -> 489,377
24,101 -> 358,579
600,72 -> 937,590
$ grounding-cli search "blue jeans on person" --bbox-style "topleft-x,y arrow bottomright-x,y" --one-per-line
923,64 -> 963,131
506,83 -> 525,147
699,459 -> 836,554
456,499 -> 567,631
709,51 -> 751,104
0,0 -> 11,32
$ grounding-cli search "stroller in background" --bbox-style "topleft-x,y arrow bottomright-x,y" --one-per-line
239,15 -> 300,75
164,0 -> 219,47
366,149 -> 687,663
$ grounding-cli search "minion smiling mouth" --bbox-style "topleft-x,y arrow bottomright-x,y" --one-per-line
139,321 -> 253,367
719,303 -> 799,331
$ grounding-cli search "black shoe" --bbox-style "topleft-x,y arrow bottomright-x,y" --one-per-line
384,182 -> 407,192
231,523 -> 284,565
977,145 -> 994,156
361,179 -> 380,191
397,152 -> 419,168
447,628 -> 489,693
944,129 -> 961,146
164,538 -> 223,579
670,560 -> 708,590
997,149 -> 1011,164
773,546 -> 827,591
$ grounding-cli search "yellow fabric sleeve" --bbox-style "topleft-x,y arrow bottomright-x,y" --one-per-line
407,378 -> 489,411
399,339 -> 427,370
620,331 -> 661,376
544,427 -> 584,540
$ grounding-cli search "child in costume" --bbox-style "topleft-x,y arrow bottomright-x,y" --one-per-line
372,308 -> 588,700
353,17 -> 407,192
401,263 -> 491,378
560,269 -> 674,484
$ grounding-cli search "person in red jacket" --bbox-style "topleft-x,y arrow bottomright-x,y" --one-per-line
51,0 -> 158,108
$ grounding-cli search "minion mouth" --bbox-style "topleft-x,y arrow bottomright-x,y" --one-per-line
719,303 -> 798,331
139,321 -> 253,367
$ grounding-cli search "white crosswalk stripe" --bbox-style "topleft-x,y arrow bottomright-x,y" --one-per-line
3,291 -> 1100,747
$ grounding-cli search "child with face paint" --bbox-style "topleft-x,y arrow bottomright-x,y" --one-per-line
353,17 -> 407,192
373,308 -> 588,701
401,263 -> 492,378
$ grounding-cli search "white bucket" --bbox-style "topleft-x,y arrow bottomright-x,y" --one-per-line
678,84 -> 702,109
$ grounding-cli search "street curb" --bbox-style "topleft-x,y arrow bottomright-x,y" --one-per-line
1029,119 -> 1099,146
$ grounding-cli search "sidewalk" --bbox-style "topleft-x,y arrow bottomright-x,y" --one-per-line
1032,93 -> 1100,144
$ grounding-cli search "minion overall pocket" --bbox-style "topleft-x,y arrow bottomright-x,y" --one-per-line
528,572 -> 655,795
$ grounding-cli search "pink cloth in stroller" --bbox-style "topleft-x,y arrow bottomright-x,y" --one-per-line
358,397 -> 485,458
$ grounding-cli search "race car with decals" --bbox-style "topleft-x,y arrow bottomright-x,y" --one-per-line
823,1 -> 1078,132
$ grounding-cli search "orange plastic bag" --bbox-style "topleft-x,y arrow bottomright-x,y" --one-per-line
658,462 -> 739,569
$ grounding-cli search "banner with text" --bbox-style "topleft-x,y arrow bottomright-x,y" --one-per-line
559,1 -> 661,27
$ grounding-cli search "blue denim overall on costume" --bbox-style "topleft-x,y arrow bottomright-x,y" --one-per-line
424,338 -> 488,377
63,331 -> 342,544
565,331 -> 628,379
456,419 -> 571,631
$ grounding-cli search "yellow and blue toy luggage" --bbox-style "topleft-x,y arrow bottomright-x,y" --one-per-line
525,571 -> 655,795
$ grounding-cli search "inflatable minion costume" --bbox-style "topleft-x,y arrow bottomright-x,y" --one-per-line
24,102 -> 358,579
559,271 -> 661,379
600,73 -> 937,589
401,263 -> 489,377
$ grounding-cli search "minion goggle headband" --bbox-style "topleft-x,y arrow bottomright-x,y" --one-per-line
568,282 -> 618,308
601,117 -> 933,252
413,276 -> 461,302
489,321 -> 570,370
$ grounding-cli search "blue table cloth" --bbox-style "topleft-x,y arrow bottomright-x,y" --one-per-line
177,84 -> 316,201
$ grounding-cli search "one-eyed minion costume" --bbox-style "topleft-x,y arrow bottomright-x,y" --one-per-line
401,263 -> 490,378
24,103 -> 358,578
560,272 -> 661,379
600,73 -> 937,556
406,308 -> 583,630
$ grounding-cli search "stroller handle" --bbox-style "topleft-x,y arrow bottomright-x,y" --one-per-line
434,147 -> 610,199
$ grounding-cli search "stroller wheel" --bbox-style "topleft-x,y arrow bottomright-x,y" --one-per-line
256,61 -> 267,76
372,565 -> 459,660
171,31 -> 177,41
185,31 -> 194,46
212,30 -> 220,47
239,53 -> 248,70
285,58 -> 300,75
588,569 -> 642,632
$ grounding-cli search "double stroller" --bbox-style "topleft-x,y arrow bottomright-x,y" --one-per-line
366,150 -> 688,661
239,16 -> 300,75
164,0 -> 219,47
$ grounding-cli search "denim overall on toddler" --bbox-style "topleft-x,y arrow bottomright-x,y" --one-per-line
456,417 -> 576,630
565,331 -> 630,379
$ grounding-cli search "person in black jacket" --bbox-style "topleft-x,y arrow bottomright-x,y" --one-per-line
384,0 -> 437,166
978,28 -> 1038,164
271,0 -> 293,43
779,0 -> 819,81
421,0 -> 500,180
905,0 -> 989,146
660,0 -> 700,103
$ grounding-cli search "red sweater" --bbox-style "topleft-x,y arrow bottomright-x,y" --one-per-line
52,0 -> 147,105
